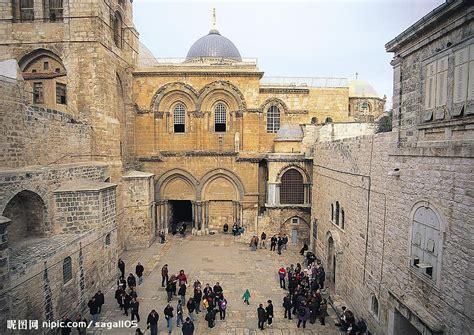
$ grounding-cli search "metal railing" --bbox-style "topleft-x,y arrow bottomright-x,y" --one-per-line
261,76 -> 348,88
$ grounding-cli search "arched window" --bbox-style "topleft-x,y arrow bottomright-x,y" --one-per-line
173,103 -> 186,133
335,201 -> 340,225
311,117 -> 318,125
325,117 -> 333,123
410,205 -> 442,282
214,102 -> 227,132
105,233 -> 111,246
63,256 -> 72,283
113,12 -> 123,48
371,295 -> 379,318
360,100 -> 369,112
341,209 -> 345,229
280,169 -> 304,204
267,106 -> 280,133
331,203 -> 334,221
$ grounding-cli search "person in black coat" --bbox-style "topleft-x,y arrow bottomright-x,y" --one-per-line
95,290 -> 105,314
283,294 -> 293,320
257,304 -> 267,330
205,309 -> 217,328
127,273 -> 137,288
122,293 -> 131,316
193,287 -> 202,314
270,235 -> 277,251
60,315 -> 72,335
277,237 -> 284,255
146,309 -> 159,335
299,243 -> 309,255
182,317 -> 195,335
136,262 -> 144,285
266,300 -> 274,326
130,298 -> 140,322
115,286 -> 124,309
118,259 -> 125,278
87,297 -> 99,326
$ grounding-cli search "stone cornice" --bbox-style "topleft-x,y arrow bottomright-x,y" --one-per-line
259,87 -> 309,94
133,71 -> 264,78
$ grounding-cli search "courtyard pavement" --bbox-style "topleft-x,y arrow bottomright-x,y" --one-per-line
91,234 -> 341,335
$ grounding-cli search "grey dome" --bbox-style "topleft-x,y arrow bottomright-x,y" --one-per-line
185,29 -> 242,62
276,124 -> 304,140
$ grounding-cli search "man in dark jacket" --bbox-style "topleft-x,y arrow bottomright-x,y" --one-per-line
95,290 -> 105,314
166,280 -> 174,302
270,235 -> 277,251
297,302 -> 310,329
164,304 -> 174,333
130,298 -> 140,322
161,264 -> 169,287
257,304 -> 267,330
266,300 -> 274,326
122,293 -> 131,316
118,259 -> 125,278
136,262 -> 144,285
277,236 -> 284,255
205,309 -> 217,328
260,231 -> 267,249
283,294 -> 293,320
213,282 -> 223,299
182,317 -> 195,335
87,297 -> 99,326
193,287 -> 202,314
115,286 -> 124,309
127,273 -> 137,289
146,309 -> 159,335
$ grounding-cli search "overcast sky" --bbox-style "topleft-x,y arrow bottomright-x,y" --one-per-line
134,0 -> 445,109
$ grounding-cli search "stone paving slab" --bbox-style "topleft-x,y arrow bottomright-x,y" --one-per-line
88,234 -> 341,334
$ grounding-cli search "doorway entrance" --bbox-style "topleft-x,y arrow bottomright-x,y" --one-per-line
169,200 -> 192,234
291,229 -> 298,244
391,310 -> 421,335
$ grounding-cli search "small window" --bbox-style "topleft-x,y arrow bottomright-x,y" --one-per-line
33,82 -> 44,104
63,256 -> 72,283
371,295 -> 379,318
325,117 -> 333,123
331,203 -> 334,221
56,83 -> 67,104
267,105 -> 280,133
341,209 -> 345,229
105,233 -> 111,246
335,201 -> 340,225
311,117 -> 318,125
292,218 -> 299,224
173,103 -> 186,133
214,102 -> 227,132
43,61 -> 49,70
55,68 -> 60,73
15,0 -> 34,22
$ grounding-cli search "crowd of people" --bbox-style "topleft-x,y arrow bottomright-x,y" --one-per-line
59,233 -> 368,334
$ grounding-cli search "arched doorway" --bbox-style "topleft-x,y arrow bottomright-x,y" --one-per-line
327,236 -> 336,286
2,190 -> 47,243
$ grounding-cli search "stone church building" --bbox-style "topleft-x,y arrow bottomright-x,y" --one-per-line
0,0 -> 472,334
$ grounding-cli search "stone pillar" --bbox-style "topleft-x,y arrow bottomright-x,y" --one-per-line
204,201 -> 209,234
164,200 -> 169,234
192,201 -> 197,235
276,184 -> 281,205
197,202 -> 202,234
0,216 -> 11,332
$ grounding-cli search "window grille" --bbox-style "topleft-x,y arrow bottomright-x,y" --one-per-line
105,233 -> 111,246
33,82 -> 44,104
19,0 -> 34,21
63,256 -> 72,283
280,169 -> 304,204
173,103 -> 186,133
267,106 -> 280,133
56,83 -> 67,104
214,102 -> 227,132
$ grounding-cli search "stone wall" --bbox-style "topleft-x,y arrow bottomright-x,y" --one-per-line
311,132 -> 473,334
0,76 -> 93,169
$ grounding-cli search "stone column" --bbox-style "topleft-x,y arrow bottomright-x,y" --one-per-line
191,201 -> 197,235
164,200 -> 169,234
197,202 -> 202,234
0,216 -> 11,332
204,201 -> 209,234
276,184 -> 281,205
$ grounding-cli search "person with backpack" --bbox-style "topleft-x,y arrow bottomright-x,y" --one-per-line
218,297 -> 228,320
266,300 -> 274,326
164,303 -> 174,334
297,301 -> 310,329
257,304 -> 267,330
283,294 -> 293,320
242,289 -> 251,305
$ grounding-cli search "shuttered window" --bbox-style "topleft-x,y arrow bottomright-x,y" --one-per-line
425,56 -> 447,109
454,47 -> 469,104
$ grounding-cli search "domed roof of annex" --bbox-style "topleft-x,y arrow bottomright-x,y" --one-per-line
276,124 -> 304,141
185,29 -> 242,62
348,79 -> 379,98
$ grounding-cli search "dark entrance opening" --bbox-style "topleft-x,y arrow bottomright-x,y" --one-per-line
169,200 -> 192,234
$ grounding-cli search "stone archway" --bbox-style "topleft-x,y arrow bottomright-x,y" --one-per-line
2,190 -> 47,244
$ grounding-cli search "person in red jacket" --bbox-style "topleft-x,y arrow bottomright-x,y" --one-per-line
177,269 -> 187,285
278,266 -> 287,289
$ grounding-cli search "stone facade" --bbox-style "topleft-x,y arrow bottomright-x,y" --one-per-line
310,2 -> 474,334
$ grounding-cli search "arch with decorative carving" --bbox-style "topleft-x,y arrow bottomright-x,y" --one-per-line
259,97 -> 288,114
150,82 -> 199,112
18,48 -> 66,72
197,81 -> 246,112
198,168 -> 245,201
275,164 -> 310,184
156,169 -> 198,201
